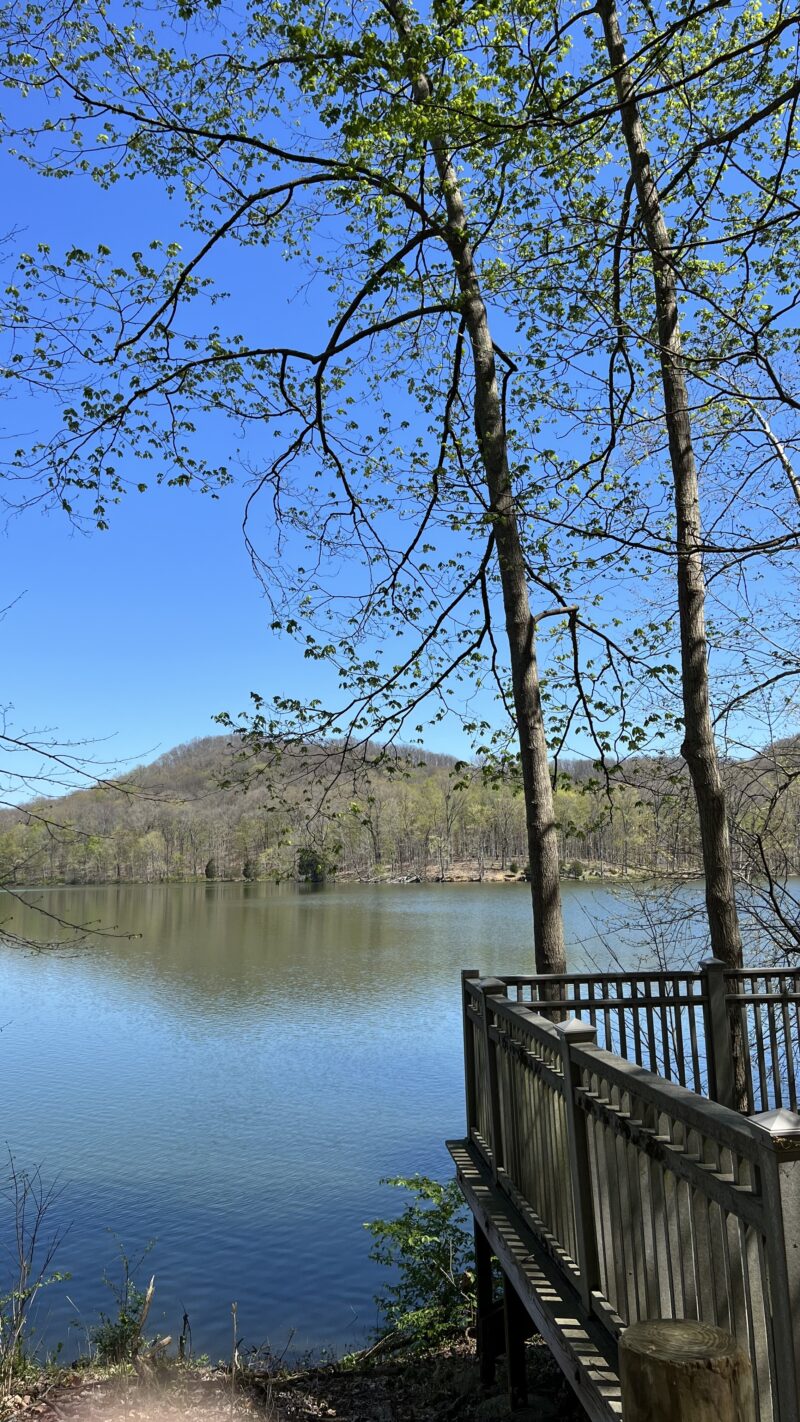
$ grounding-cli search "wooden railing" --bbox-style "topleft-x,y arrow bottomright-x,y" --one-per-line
457,974 -> 800,1422
723,969 -> 800,1113
497,966 -> 713,1096
468,959 -> 800,1114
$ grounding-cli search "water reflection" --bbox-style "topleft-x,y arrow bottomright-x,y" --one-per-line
0,880 -> 699,1362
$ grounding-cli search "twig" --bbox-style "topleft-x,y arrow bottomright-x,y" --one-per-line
230,1302 -> 238,1417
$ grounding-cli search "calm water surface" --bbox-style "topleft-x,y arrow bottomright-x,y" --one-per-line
0,880 -> 695,1361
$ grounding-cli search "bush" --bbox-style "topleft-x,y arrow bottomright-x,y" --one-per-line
91,1240 -> 156,1364
296,846 -> 336,882
0,1158 -> 69,1393
567,859 -> 585,878
364,1176 -> 474,1351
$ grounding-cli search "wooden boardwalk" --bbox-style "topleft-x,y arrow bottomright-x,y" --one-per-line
450,966 -> 800,1421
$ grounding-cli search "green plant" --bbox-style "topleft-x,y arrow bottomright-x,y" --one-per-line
0,1157 -> 70,1393
296,846 -> 336,883
91,1239 -> 156,1364
364,1176 -> 474,1352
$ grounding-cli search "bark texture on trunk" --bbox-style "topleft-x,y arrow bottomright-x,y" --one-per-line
598,0 -> 744,971
386,0 -> 566,972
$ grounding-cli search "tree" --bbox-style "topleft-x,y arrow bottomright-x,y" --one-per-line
501,0 -> 800,958
591,0 -> 743,968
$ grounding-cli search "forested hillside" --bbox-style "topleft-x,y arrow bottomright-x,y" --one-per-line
1,736 -> 798,887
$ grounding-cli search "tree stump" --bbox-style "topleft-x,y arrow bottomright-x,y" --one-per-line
619,1320 -> 755,1422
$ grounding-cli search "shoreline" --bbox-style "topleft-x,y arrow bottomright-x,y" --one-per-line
4,865 -> 698,891
2,1335 -> 584,1422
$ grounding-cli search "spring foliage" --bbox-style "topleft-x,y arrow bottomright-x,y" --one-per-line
364,1176 -> 475,1350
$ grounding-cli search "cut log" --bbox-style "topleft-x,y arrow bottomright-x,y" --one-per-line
619,1320 -> 754,1422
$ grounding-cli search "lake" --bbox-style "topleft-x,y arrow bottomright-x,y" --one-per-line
0,879 -> 702,1364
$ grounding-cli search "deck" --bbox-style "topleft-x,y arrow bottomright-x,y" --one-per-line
449,963 -> 800,1421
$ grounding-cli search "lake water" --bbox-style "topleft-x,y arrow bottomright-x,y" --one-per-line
0,880 -> 701,1363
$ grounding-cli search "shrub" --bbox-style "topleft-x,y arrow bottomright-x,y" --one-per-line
0,1157 -> 70,1393
91,1240 -> 156,1364
296,846 -> 336,882
364,1176 -> 474,1351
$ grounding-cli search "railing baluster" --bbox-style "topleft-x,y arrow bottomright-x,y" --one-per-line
645,992 -> 658,1079
783,983 -> 798,1112
632,978 -> 644,1066
767,979 -> 783,1109
626,1099 -> 648,1319
478,978 -> 507,1178
659,986 -> 672,1080
602,980 -> 613,1056
688,979 -> 702,1093
617,975 -> 628,1060
753,988 -> 769,1112
553,1019 -> 599,1313
672,975 -> 686,1086
461,969 -> 481,1138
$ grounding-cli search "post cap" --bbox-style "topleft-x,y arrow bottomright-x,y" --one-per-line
552,1016 -> 597,1043
699,957 -> 728,970
476,977 -> 508,995
621,1318 -> 747,1365
751,1107 -> 800,1151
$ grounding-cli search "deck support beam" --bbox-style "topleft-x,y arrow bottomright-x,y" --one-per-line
474,1219 -> 500,1385
475,1217 -> 536,1410
503,1272 -> 532,1409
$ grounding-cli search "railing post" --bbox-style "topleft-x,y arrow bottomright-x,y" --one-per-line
553,1017 -> 600,1315
477,978 -> 508,1180
701,956 -> 735,1110
461,968 -> 481,1138
752,1108 -> 800,1422
620,1320 -> 754,1422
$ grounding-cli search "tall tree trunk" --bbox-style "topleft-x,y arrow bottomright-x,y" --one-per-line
385,0 -> 566,973
597,0 -> 744,972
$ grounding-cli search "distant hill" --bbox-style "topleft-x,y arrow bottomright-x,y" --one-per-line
1,733 -> 797,886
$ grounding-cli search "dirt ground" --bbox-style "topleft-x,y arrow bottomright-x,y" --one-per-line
2,1339 -> 586,1422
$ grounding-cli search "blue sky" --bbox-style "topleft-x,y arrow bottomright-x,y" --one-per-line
1,135 -> 479,788
0,150 -> 331,776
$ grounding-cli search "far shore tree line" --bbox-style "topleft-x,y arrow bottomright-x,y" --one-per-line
1,735 -> 798,899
